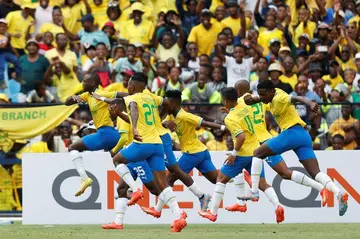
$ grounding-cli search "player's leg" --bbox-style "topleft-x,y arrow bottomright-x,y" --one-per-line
113,143 -> 150,205
225,173 -> 247,213
293,126 -> 348,216
268,155 -> 326,203
102,179 -> 128,230
147,144 -> 187,232
68,138 -> 91,197
162,133 -> 208,205
199,156 -> 249,222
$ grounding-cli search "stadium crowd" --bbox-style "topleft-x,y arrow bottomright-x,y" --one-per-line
1,0 -> 360,211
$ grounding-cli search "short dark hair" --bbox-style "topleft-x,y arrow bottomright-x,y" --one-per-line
52,6 -> 62,14
127,44 -> 136,51
234,44 -> 247,51
34,80 -> 45,91
333,134 -> 345,141
55,33 -> 66,41
131,72 -> 148,85
221,87 -> 238,101
165,89 -> 182,103
257,80 -> 275,90
217,32 -> 227,38
96,42 -> 107,49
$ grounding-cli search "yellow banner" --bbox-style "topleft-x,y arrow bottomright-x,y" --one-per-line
0,105 -> 78,152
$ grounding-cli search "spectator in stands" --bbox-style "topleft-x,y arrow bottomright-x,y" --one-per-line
250,70 -> 269,96
26,80 -> 56,103
314,78 -> 329,102
44,33 -> 80,102
214,6 -> 226,23
38,32 -> 55,55
176,0 -> 200,33
258,14 -> 283,57
38,7 -> 65,42
155,9 -> 188,44
308,62 -> 331,94
329,103 -> 359,149
187,42 -> 200,72
101,21 -> 118,49
217,43 -> 262,87
188,9 -> 222,56
19,39 -> 50,94
155,66 -> 182,97
34,0 -> 52,35
82,42 -> 112,87
61,0 -> 91,35
63,13 -> 110,51
295,74 -> 322,102
221,0 -> 248,38
326,133 -> 345,150
279,56 -> 297,89
151,61 -> 168,93
0,18 -> 20,89
208,67 -> 226,92
178,50 -> 195,87
268,63 -> 293,94
206,127 -> 228,151
154,17 -> 184,64
113,44 -> 142,82
182,73 -> 221,103
0,0 -> 20,19
323,60 -> 344,89
336,68 -> 356,102
119,3 -> 154,47
250,57 -> 268,83
102,1 -> 123,33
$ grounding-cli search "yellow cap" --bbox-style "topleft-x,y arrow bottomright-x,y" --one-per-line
0,93 -> 9,103
131,2 -> 145,13
331,130 -> 346,138
279,46 -> 291,52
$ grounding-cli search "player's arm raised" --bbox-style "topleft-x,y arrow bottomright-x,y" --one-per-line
291,95 -> 320,115
129,101 -> 142,142
243,94 -> 262,105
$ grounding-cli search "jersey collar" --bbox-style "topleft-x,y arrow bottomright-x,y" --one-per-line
175,108 -> 182,118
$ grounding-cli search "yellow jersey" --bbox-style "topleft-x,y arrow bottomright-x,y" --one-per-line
80,89 -> 116,129
269,88 -> 306,131
279,74 -> 298,90
224,105 -> 260,157
168,109 -> 207,154
143,89 -> 168,136
258,28 -> 283,56
124,93 -> 162,144
5,11 -> 34,49
322,74 -> 344,89
119,19 -> 155,45
221,16 -> 251,34
237,96 -> 272,143
187,22 -> 223,56
62,2 -> 87,35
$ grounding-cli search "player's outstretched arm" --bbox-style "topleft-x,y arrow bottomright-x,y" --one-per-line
92,92 -> 113,104
243,94 -> 261,105
291,95 -> 320,114
65,95 -> 84,105
201,120 -> 226,131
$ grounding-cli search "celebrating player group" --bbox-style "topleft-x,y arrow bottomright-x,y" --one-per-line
65,72 -> 349,233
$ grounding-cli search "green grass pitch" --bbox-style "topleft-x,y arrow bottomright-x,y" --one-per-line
1,223 -> 360,239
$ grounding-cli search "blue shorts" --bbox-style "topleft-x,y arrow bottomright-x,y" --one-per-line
260,141 -> 283,168
120,143 -> 165,171
160,133 -> 177,167
82,126 -> 120,151
128,161 -> 154,184
178,149 -> 216,174
221,156 -> 265,179
266,125 -> 316,161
